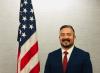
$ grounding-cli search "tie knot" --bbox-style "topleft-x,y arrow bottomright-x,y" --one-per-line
64,51 -> 68,55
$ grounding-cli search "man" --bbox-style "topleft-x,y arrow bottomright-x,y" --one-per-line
44,25 -> 93,73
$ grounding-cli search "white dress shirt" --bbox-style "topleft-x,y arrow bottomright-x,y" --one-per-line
61,45 -> 74,62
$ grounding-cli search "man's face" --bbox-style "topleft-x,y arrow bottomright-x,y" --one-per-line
59,27 -> 75,49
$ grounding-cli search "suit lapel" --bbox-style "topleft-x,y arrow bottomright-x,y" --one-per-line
68,47 -> 77,62
57,49 -> 64,73
67,47 -> 77,72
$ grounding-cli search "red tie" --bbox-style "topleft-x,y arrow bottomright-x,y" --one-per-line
63,51 -> 68,73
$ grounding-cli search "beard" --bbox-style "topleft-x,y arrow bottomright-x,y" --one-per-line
60,39 -> 74,49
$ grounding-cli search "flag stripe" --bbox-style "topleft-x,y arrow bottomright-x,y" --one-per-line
20,41 -> 38,70
21,53 -> 39,73
30,62 -> 40,73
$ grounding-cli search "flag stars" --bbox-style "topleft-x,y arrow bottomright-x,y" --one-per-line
24,0 -> 28,5
18,0 -> 37,44
21,3 -> 23,7
20,38 -> 22,42
22,32 -> 26,37
23,8 -> 27,13
29,25 -> 34,29
22,16 -> 27,21
30,9 -> 34,13
30,17 -> 34,21
22,25 -> 26,30
19,30 -> 22,34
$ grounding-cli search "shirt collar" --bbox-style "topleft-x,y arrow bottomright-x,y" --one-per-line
61,45 -> 74,54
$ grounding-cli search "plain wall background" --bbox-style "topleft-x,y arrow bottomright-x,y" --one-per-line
0,0 -> 100,73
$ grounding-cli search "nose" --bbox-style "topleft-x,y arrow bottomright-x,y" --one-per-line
63,34 -> 70,38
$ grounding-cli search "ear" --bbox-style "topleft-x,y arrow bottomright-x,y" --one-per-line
59,35 -> 61,38
74,34 -> 76,39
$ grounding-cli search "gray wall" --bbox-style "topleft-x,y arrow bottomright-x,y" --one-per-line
0,0 -> 100,73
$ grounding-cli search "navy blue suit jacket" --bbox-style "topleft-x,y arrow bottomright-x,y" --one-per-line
44,47 -> 93,73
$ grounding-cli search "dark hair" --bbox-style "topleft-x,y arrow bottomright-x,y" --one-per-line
60,25 -> 75,33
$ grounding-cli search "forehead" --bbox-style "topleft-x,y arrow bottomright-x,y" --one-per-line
60,28 -> 74,33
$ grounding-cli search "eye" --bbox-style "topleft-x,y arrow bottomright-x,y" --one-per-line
60,33 -> 65,36
67,33 -> 72,36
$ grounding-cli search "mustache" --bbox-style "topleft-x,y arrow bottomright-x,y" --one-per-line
62,39 -> 70,42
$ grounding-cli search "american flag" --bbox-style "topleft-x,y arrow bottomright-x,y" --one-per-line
17,0 -> 40,73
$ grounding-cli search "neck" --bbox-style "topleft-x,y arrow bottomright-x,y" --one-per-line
63,48 -> 70,51
62,45 -> 74,51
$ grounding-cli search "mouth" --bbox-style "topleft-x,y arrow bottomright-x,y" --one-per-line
62,39 -> 70,42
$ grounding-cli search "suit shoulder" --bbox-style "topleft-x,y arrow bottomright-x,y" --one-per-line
75,47 -> 90,56
48,49 -> 61,56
